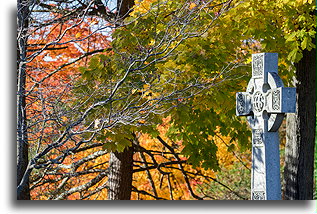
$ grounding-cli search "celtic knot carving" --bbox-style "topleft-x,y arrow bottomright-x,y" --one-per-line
237,93 -> 245,114
252,91 -> 264,112
272,90 -> 280,110
252,191 -> 265,200
252,129 -> 263,146
252,55 -> 263,76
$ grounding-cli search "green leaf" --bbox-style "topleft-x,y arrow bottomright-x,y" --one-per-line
285,32 -> 297,42
301,37 -> 308,50
102,142 -> 117,152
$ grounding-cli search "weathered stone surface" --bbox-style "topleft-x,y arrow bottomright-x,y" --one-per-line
236,53 -> 296,200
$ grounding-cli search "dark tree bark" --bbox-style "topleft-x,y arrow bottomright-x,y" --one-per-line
17,0 -> 30,200
284,41 -> 316,200
116,0 -> 135,20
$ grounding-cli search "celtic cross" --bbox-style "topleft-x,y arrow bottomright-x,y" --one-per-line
236,53 -> 296,200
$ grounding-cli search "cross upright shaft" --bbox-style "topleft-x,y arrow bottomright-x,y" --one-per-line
236,53 -> 296,200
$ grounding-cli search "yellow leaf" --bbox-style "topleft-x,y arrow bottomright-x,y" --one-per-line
139,119 -> 146,124
246,57 -> 252,64
189,2 -> 196,10
61,116 -> 67,122
75,32 -> 82,38
143,84 -> 150,90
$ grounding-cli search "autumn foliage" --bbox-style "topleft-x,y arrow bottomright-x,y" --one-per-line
23,0 -> 251,200
18,0 -> 315,201
30,115 -> 251,200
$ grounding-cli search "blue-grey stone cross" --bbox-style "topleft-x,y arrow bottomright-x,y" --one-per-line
236,53 -> 296,200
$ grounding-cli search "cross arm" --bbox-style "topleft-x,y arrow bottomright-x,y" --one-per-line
266,87 -> 296,113
236,92 -> 252,116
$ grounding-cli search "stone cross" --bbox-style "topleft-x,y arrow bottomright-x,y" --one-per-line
236,53 -> 296,200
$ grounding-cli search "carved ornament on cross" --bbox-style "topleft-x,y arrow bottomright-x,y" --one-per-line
236,53 -> 296,132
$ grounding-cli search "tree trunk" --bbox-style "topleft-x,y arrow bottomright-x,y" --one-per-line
107,0 -> 135,200
107,146 -> 134,200
284,44 -> 316,200
117,0 -> 135,20
17,0 -> 30,200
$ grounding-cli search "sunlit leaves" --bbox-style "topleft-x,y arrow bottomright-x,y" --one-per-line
234,0 -> 315,63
